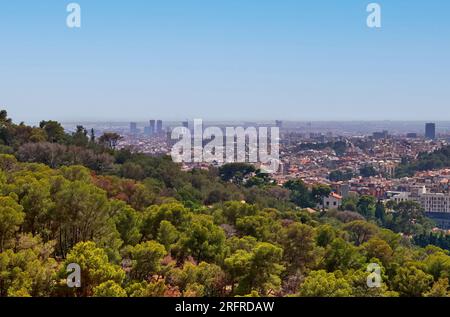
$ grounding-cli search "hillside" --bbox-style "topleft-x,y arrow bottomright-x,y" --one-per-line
1,110 -> 450,297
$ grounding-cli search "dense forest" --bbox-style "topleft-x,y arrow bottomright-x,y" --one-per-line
1,110 -> 450,297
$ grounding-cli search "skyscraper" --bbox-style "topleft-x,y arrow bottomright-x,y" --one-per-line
425,123 -> 436,140
149,120 -> 156,135
130,122 -> 138,134
156,120 -> 163,134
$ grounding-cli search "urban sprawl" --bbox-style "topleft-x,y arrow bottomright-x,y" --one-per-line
63,120 -> 450,231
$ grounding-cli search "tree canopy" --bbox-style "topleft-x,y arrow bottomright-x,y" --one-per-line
0,110 -> 448,298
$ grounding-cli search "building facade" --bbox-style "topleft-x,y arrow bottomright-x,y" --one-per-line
425,123 -> 436,140
156,120 -> 163,134
320,192 -> 343,210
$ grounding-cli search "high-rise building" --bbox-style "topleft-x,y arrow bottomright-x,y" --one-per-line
149,120 -> 156,135
130,122 -> 138,134
182,121 -> 189,129
156,120 -> 163,134
373,130 -> 389,139
425,123 -> 436,140
275,120 -> 283,128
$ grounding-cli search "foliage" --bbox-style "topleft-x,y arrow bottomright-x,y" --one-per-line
298,270 -> 352,297
392,265 -> 433,297
124,241 -> 166,281
396,146 -> 450,177
329,169 -> 354,182
0,196 -> 25,252
62,241 -> 125,297
0,110 -> 448,298
359,165 -> 378,178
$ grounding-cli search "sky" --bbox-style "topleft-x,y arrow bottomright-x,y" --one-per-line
0,0 -> 449,122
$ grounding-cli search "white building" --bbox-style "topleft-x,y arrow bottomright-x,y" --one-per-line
415,186 -> 450,213
386,191 -> 411,204
387,187 -> 450,214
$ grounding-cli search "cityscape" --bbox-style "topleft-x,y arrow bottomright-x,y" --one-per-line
2,0 -> 450,307
59,119 -> 450,230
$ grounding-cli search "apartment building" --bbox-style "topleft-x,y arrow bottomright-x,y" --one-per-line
416,187 -> 450,213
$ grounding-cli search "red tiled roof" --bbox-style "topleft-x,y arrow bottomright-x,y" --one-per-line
330,192 -> 343,200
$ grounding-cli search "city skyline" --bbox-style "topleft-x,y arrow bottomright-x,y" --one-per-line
44,119 -> 450,131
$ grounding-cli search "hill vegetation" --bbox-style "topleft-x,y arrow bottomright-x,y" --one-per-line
396,145 -> 450,177
0,110 -> 449,297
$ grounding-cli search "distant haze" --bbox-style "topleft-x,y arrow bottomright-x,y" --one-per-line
58,121 -> 450,136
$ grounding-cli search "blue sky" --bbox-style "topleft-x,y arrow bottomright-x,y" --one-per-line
0,0 -> 449,122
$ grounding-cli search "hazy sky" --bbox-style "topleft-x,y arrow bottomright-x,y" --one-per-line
0,0 -> 449,122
